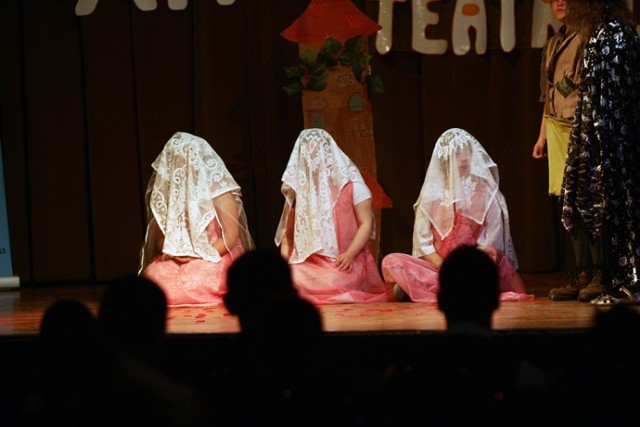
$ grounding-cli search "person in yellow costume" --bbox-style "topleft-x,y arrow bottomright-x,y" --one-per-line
532,0 -> 601,302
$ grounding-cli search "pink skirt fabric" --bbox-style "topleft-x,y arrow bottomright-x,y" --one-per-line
143,251 -> 238,307
292,251 -> 393,304
290,183 -> 394,304
381,215 -> 532,303
381,252 -> 531,303
143,221 -> 242,307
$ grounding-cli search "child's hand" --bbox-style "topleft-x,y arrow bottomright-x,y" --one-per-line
335,252 -> 355,271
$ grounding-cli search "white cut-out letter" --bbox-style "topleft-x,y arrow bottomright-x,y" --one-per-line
530,0 -> 560,48
412,0 -> 447,55
168,0 -> 187,10
500,0 -> 516,52
134,0 -> 158,12
376,0 -> 406,55
75,0 -> 98,16
452,0 -> 487,55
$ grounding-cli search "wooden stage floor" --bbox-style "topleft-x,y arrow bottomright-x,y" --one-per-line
0,272 -> 623,337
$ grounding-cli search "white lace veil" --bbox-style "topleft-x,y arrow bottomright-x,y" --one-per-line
274,128 -> 368,263
139,132 -> 253,273
415,128 -> 518,267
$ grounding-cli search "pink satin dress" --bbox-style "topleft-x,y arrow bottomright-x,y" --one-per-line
290,183 -> 394,304
381,213 -> 532,303
143,220 -> 243,307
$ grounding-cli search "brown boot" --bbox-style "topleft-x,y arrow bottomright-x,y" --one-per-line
577,271 -> 591,287
578,271 -> 604,302
548,273 -> 584,301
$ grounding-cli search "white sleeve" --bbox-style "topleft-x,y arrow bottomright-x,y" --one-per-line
352,181 -> 372,205
477,199 -> 504,252
412,207 -> 436,257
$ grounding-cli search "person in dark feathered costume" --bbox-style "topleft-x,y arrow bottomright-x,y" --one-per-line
562,0 -> 640,304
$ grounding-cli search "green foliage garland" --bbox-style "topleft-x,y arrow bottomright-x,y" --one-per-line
283,35 -> 384,96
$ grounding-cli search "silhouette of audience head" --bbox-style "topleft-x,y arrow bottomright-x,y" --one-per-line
438,245 -> 499,328
24,302 -> 105,425
223,253 -> 326,426
38,300 -> 100,378
253,296 -> 323,386
40,299 -> 97,347
224,249 -> 298,330
98,274 -> 167,365
590,304 -> 640,364
547,304 -> 640,426
30,299 -> 113,422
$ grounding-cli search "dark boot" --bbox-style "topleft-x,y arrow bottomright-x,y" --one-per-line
578,270 -> 604,302
548,272 -> 589,301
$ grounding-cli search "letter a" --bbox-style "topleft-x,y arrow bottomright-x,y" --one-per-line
452,0 -> 487,55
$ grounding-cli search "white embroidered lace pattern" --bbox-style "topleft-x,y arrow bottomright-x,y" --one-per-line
275,128 -> 367,263
139,132 -> 253,271
458,175 -> 477,210
414,128 -> 519,268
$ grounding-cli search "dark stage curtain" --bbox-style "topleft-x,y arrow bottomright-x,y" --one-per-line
2,0 -> 635,284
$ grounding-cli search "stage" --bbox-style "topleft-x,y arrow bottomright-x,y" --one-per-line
0,272 -> 607,336
0,272 -> 608,391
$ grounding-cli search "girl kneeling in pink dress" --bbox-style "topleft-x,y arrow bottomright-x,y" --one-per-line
382,128 -> 532,303
275,129 -> 393,304
139,132 -> 254,306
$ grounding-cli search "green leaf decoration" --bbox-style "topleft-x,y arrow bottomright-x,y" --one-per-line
338,52 -> 354,66
300,49 -> 316,68
317,51 -> 338,68
307,74 -> 328,91
308,61 -> 326,77
284,65 -> 304,79
283,34 -> 383,95
322,37 -> 342,56
344,35 -> 363,54
363,53 -> 372,69
366,74 -> 384,94
283,81 -> 304,96
352,60 -> 362,82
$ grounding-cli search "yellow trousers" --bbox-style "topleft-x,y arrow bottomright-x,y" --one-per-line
545,115 -> 572,196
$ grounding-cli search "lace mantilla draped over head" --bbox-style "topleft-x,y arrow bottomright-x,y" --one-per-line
139,132 -> 253,272
275,128 -> 368,263
415,128 -> 518,267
